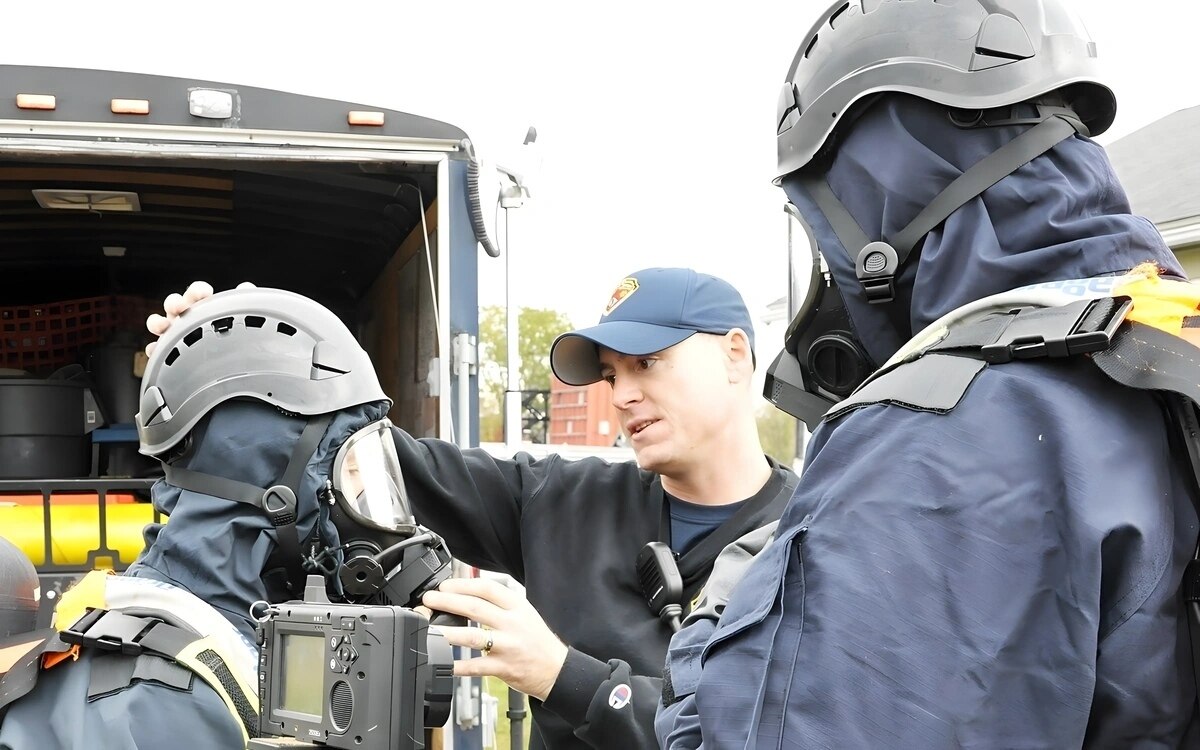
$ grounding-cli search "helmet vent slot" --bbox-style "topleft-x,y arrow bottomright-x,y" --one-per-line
805,34 -> 819,59
211,316 -> 234,333
245,315 -> 266,328
829,2 -> 850,28
277,322 -> 297,336
165,347 -> 180,366
183,327 -> 203,347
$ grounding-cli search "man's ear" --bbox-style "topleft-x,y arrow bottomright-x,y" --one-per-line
723,328 -> 754,384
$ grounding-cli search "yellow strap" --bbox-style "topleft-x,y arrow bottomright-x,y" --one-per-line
53,570 -> 114,631
1115,263 -> 1200,337
174,637 -> 259,748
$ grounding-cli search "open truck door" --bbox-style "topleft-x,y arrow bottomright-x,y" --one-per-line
0,65 -> 503,749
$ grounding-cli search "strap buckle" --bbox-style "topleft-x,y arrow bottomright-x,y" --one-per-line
861,276 -> 895,304
980,296 -> 1132,365
856,241 -> 899,305
60,608 -> 156,657
262,484 -> 298,527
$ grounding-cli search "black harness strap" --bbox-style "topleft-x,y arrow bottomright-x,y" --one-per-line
163,413 -> 333,595
802,113 -> 1085,304
887,114 -> 1083,263
931,297 -> 1130,364
163,464 -> 265,507
826,297 -> 1131,424
1089,323 -> 1200,703
59,607 -> 259,738
676,469 -> 799,601
653,466 -> 800,613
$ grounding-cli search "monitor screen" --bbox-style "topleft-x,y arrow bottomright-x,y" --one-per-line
279,632 -> 325,718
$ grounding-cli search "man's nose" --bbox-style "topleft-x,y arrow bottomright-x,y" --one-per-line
610,376 -> 642,409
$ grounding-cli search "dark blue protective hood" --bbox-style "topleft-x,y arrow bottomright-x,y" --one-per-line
126,399 -> 388,639
782,94 -> 1184,367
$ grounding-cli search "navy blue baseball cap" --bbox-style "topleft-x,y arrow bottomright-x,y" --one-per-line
550,267 -> 755,386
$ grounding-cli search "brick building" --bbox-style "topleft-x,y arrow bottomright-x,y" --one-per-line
547,376 -> 623,446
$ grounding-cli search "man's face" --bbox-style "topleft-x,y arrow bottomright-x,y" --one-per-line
597,333 -> 738,476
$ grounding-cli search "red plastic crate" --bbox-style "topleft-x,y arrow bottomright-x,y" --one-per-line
0,295 -> 158,374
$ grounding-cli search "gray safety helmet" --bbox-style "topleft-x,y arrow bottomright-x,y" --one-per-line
137,287 -> 390,457
0,537 -> 38,638
777,0 -> 1116,178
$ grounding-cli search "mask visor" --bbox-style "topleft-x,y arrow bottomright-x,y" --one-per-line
332,419 -> 414,531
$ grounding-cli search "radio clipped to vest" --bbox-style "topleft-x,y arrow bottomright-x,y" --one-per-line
636,542 -> 685,633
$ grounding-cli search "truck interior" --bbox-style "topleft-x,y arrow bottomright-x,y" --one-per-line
0,153 -> 444,434
0,148 -> 453,617
0,155 -> 436,310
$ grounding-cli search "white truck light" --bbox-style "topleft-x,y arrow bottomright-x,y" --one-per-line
188,88 -> 234,119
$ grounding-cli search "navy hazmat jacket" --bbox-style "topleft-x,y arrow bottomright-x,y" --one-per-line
656,95 -> 1200,748
0,401 -> 386,750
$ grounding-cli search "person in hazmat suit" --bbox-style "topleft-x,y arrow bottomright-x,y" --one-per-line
656,1 -> 1200,747
0,287 -> 438,749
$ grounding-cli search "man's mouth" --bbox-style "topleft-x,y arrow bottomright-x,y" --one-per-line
627,418 -> 658,437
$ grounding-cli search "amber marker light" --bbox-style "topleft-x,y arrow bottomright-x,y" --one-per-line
16,94 -> 56,110
111,98 -> 150,115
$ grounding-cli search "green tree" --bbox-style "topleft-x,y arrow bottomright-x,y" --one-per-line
478,305 -> 575,443
756,402 -> 799,467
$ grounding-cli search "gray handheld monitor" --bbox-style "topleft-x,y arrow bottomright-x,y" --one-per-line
252,576 -> 454,750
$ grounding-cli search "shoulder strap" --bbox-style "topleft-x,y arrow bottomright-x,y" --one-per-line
59,607 -> 260,743
824,296 -> 1131,423
1088,322 -> 1200,703
677,467 -> 799,595
825,352 -> 986,423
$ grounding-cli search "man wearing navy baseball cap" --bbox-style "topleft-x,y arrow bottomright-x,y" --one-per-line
550,267 -> 756,388
141,269 -> 795,750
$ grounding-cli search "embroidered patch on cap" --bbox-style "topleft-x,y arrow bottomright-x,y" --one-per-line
603,277 -> 639,316
608,683 -> 632,709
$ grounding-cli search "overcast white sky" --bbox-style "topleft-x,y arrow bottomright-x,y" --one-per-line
5,1 -> 1199,352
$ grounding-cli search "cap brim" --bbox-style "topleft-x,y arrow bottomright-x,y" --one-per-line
550,322 -> 697,386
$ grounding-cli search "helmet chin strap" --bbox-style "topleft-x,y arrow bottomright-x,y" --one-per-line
801,102 -> 1088,305
162,413 -> 334,599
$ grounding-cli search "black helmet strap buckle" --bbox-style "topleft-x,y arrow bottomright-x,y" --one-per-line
262,486 -> 297,525
855,242 -> 900,303
803,108 -> 1087,305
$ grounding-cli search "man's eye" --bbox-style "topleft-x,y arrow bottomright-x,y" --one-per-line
602,374 -> 616,385
637,358 -> 656,371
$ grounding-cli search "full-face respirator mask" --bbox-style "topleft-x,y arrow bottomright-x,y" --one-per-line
764,203 -> 873,432
315,418 -> 454,609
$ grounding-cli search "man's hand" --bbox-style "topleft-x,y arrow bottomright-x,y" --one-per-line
421,577 -> 569,701
144,281 -> 255,356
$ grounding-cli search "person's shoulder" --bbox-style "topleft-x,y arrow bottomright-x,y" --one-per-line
815,355 -> 1151,466
552,453 -> 646,479
827,351 -> 1127,429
